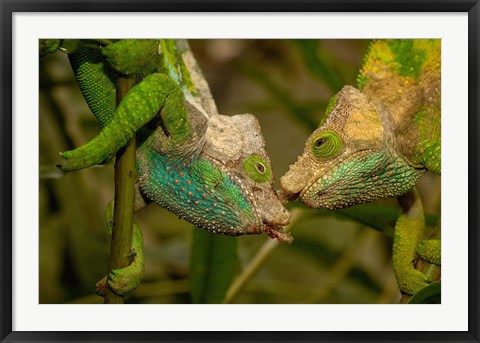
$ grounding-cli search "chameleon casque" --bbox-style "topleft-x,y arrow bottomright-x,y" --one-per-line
279,40 -> 441,295
40,39 -> 292,295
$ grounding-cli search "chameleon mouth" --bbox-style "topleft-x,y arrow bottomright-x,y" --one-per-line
301,177 -> 327,199
299,171 -> 332,205
300,184 -> 338,209
299,159 -> 364,210
263,223 -> 294,243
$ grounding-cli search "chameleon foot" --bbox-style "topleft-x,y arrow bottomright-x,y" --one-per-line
95,249 -> 144,297
416,239 -> 441,265
396,268 -> 432,295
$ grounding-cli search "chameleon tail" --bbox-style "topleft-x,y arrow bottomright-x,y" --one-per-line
59,73 -> 189,172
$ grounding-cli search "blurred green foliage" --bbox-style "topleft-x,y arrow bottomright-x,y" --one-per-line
39,39 -> 441,304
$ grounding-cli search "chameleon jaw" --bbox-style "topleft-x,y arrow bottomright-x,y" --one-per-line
240,193 -> 293,244
300,184 -> 343,209
299,173 -> 336,209
208,156 -> 292,242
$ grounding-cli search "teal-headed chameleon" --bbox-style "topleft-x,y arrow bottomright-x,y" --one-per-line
279,40 -> 441,295
40,39 -> 292,296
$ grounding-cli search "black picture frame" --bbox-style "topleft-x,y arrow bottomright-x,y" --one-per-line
1,1 -> 479,342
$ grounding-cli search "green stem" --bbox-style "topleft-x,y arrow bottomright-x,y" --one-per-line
104,74 -> 136,304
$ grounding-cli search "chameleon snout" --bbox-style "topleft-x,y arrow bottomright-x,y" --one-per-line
259,198 -> 292,243
278,153 -> 315,202
261,203 -> 291,227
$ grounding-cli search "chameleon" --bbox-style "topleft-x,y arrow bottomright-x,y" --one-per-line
40,39 -> 292,296
279,39 -> 441,295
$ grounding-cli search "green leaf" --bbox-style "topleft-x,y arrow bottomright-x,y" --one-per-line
407,281 -> 441,304
189,229 -> 238,303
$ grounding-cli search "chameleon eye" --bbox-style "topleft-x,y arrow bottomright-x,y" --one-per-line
310,130 -> 343,159
314,138 -> 326,147
243,155 -> 271,183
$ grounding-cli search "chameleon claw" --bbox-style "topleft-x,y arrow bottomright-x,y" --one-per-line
107,248 -> 144,296
95,276 -> 108,297
94,247 -> 144,297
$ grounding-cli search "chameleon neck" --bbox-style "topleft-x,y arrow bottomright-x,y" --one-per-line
358,40 -> 441,174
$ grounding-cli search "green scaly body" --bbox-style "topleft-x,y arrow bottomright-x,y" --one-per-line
280,39 -> 441,295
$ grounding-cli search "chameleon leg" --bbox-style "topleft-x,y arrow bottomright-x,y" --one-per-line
59,73 -> 188,172
95,201 -> 145,297
393,187 -> 432,295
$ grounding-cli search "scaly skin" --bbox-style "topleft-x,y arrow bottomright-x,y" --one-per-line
279,39 -> 440,295
41,39 -> 291,296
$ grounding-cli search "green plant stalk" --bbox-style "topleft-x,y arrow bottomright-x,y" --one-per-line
104,74 -> 136,304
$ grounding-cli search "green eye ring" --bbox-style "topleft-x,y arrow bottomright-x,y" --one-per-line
243,155 -> 271,183
310,130 -> 343,159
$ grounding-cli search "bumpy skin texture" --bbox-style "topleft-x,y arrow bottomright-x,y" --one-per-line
279,39 -> 440,295
42,39 -> 291,295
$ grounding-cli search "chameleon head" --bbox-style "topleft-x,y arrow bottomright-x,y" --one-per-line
200,114 -> 293,242
279,85 -> 423,209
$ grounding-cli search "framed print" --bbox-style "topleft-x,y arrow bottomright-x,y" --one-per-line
1,1 -> 479,342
